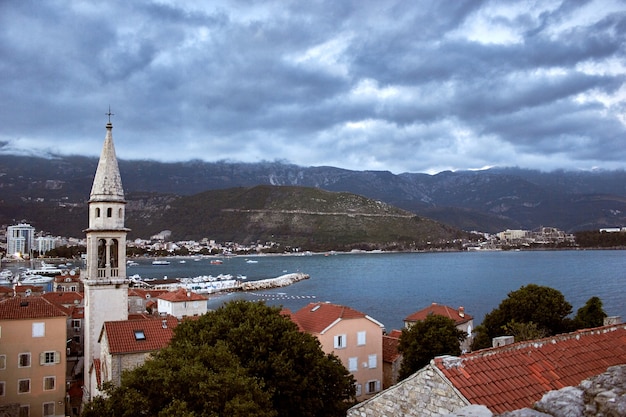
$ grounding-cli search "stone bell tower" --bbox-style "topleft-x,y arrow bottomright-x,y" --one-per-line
83,112 -> 129,400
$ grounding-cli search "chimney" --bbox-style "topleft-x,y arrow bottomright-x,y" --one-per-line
458,306 -> 465,318
162,319 -> 168,329
492,335 -> 514,348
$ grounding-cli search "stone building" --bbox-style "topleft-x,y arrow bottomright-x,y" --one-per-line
83,117 -> 130,402
97,316 -> 178,388
348,324 -> 626,416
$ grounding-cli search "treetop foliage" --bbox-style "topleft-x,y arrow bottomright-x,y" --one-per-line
472,284 -> 607,350
82,301 -> 355,417
397,314 -> 466,381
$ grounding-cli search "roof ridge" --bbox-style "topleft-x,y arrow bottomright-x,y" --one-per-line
455,324 -> 626,363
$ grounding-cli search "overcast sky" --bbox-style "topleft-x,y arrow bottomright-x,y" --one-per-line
1,1 -> 625,174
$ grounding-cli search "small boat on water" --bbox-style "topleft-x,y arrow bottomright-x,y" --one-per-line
210,259 -> 223,265
23,261 -> 64,277
0,270 -> 15,284
152,260 -> 170,266
245,259 -> 258,264
20,274 -> 54,284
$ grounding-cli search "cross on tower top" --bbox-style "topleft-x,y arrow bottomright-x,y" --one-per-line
106,106 -> 115,123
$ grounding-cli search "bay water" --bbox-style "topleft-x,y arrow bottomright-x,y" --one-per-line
129,250 -> 625,332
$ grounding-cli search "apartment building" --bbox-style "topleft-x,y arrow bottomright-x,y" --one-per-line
291,302 -> 385,401
0,297 -> 68,417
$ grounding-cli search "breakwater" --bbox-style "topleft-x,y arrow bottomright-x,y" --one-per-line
239,272 -> 309,291
152,272 -> 309,294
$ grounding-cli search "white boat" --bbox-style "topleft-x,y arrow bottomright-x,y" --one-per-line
245,259 -> 258,264
0,270 -> 15,284
152,260 -> 170,265
22,262 -> 63,277
127,260 -> 140,266
20,274 -> 54,284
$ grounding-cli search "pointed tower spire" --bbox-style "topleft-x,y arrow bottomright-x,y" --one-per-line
90,115 -> 125,203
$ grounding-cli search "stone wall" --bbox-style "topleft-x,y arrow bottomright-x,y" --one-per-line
348,363 -> 469,417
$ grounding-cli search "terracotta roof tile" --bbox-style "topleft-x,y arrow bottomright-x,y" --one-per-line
292,302 -> 369,334
42,291 -> 84,306
93,358 -> 102,388
405,302 -> 472,325
103,316 -> 179,354
157,288 -> 207,302
128,288 -> 168,299
383,334 -> 401,363
434,324 -> 626,413
0,296 -> 68,319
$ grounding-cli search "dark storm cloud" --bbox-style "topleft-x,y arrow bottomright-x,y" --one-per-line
0,0 -> 625,173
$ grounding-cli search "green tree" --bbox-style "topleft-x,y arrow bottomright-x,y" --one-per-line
397,314 -> 466,381
82,301 -> 355,417
502,320 -> 547,342
472,284 -> 572,350
573,296 -> 607,329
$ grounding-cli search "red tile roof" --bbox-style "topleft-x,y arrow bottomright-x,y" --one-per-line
405,302 -> 472,325
92,358 -> 102,388
383,334 -> 401,363
102,316 -> 179,354
128,288 -> 168,299
292,302 -> 371,334
42,291 -> 84,306
434,324 -> 626,413
388,329 -> 402,338
13,285 -> 44,296
157,288 -> 207,302
0,296 -> 68,319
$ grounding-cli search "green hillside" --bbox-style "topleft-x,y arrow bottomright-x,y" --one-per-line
130,185 -> 470,252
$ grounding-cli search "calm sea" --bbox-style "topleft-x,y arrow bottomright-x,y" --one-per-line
126,250 -> 625,331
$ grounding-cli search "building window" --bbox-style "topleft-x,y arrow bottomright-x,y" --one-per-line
134,330 -> 146,341
0,354 -> 5,370
107,207 -> 112,217
366,380 -> 381,394
32,322 -> 45,337
95,208 -> 101,218
72,319 -> 81,330
348,357 -> 358,372
0,381 -> 5,396
18,379 -> 30,394
19,353 -> 31,368
43,376 -> 55,391
355,383 -> 362,397
357,331 -> 366,346
368,354 -> 377,369
333,334 -> 347,349
43,402 -> 55,416
40,351 -> 60,365
19,405 -> 29,417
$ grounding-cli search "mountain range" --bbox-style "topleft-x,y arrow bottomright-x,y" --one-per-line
1,154 -> 625,240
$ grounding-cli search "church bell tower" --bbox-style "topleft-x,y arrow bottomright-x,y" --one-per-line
83,113 -> 129,400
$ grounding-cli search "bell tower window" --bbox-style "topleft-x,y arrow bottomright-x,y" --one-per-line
107,207 -> 112,217
96,208 -> 101,217
97,239 -> 106,268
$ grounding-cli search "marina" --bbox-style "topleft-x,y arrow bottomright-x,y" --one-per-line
1,250 -> 624,331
